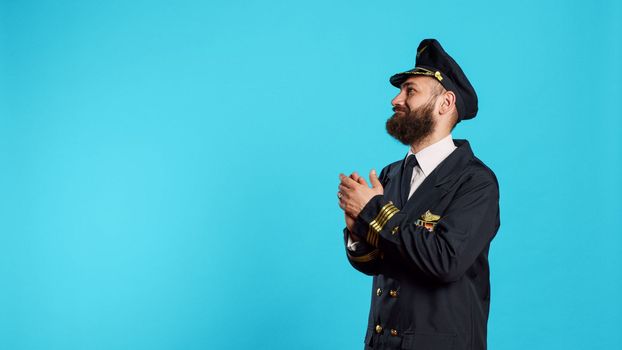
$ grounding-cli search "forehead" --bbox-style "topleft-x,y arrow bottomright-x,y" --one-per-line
400,76 -> 434,89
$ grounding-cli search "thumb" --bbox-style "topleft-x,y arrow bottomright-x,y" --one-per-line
369,169 -> 382,188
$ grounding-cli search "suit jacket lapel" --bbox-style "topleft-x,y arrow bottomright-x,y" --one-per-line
399,139 -> 475,216
381,164 -> 403,208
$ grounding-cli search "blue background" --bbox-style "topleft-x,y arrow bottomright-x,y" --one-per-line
1,0 -> 621,349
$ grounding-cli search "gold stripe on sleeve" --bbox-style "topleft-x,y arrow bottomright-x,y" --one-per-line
366,201 -> 400,247
347,248 -> 380,263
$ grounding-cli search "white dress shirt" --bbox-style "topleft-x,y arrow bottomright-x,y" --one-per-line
346,133 -> 457,251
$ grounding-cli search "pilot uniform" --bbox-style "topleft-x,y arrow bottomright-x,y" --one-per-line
342,39 -> 501,350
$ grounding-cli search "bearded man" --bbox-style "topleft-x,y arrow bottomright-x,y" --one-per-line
337,39 -> 501,350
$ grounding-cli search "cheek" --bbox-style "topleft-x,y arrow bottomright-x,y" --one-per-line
406,97 -> 423,111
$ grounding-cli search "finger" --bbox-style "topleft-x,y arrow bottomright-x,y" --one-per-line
369,169 -> 382,188
352,172 -> 368,187
340,175 -> 359,189
357,176 -> 369,187
338,197 -> 354,215
338,185 -> 350,196
339,173 -> 355,190
338,198 -> 349,212
337,185 -> 352,198
338,199 -> 346,211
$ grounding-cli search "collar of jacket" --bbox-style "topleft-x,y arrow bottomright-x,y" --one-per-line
430,138 -> 474,189
396,138 -> 474,189
379,138 -> 475,214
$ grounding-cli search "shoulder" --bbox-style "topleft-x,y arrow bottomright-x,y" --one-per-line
456,156 -> 500,197
468,156 -> 498,185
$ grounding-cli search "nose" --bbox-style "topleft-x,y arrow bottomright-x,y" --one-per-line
391,90 -> 405,107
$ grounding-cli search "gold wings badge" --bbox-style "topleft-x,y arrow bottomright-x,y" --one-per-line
416,210 -> 441,232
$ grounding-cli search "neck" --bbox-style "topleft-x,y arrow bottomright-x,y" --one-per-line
410,130 -> 451,154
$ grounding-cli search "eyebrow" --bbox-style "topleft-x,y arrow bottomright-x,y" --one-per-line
401,82 -> 420,89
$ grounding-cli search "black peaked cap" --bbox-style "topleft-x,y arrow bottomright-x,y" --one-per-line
389,39 -> 478,121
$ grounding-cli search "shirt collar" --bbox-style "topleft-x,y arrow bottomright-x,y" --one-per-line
406,134 -> 457,177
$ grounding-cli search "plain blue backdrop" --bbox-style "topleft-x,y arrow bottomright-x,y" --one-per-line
1,0 -> 621,349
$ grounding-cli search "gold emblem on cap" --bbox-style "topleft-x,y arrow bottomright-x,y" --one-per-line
405,67 -> 444,83
421,210 -> 441,222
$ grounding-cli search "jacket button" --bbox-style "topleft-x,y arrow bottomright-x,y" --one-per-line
376,288 -> 382,296
390,329 -> 398,336
391,226 -> 399,235
375,325 -> 383,334
389,290 -> 398,297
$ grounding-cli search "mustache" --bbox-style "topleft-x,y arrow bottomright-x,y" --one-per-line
392,105 -> 410,114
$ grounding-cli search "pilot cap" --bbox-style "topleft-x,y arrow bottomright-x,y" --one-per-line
389,39 -> 478,121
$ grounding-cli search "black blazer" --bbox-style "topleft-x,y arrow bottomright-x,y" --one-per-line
344,139 -> 500,350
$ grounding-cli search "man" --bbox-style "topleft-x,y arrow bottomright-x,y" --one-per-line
337,38 -> 500,350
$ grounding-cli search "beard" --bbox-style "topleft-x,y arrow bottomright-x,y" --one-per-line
386,99 -> 436,146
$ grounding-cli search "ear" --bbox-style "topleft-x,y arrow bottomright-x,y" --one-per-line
438,90 -> 456,116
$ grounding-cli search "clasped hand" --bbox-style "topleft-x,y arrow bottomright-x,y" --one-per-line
338,170 -> 384,232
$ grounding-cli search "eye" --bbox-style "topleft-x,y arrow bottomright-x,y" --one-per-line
407,88 -> 416,95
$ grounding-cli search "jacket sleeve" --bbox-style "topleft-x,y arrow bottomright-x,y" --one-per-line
351,169 -> 500,283
342,166 -> 391,276
342,227 -> 384,276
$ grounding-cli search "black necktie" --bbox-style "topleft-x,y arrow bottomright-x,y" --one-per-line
400,154 -> 418,207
